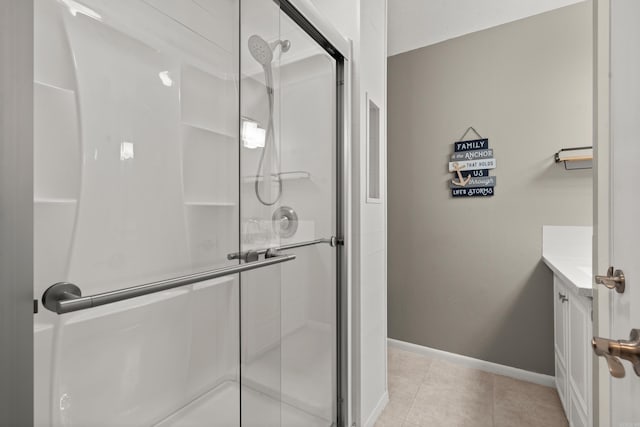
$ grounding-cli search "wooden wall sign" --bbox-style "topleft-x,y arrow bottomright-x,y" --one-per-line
450,128 -> 496,198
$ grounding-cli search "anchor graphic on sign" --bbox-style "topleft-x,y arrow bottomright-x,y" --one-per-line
451,163 -> 471,187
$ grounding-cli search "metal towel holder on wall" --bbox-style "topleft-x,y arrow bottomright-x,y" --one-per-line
554,146 -> 593,170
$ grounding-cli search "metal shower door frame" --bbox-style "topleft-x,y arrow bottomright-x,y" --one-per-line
267,1 -> 351,425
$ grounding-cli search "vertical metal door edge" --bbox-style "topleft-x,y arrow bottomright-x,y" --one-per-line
336,56 -> 347,427
237,0 -> 243,424
0,1 -> 34,425
277,2 -> 349,425
342,45 -> 354,427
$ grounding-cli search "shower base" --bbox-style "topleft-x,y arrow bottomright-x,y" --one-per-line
243,322 -> 334,418
156,381 -> 329,427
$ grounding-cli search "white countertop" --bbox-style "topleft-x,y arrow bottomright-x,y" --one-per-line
542,226 -> 593,298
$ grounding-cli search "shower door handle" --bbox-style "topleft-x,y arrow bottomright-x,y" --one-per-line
41,254 -> 296,315
227,236 -> 343,261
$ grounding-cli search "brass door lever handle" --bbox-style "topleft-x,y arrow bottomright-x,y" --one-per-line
592,329 -> 640,378
595,266 -> 625,293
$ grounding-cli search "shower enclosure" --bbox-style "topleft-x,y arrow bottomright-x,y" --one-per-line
33,0 -> 347,425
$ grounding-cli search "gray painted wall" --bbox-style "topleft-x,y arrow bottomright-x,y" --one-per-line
387,2 -> 592,375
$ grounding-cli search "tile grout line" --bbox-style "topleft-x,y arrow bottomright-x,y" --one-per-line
400,384 -> 418,426
403,354 -> 433,426
491,373 -> 496,427
399,363 -> 422,425
401,375 -> 423,426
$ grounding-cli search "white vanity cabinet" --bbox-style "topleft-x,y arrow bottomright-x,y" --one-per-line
553,274 -> 592,427
543,225 -> 593,427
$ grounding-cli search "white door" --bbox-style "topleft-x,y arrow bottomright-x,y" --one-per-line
594,0 -> 640,425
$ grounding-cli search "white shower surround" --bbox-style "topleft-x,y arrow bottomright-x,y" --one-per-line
34,0 -> 342,425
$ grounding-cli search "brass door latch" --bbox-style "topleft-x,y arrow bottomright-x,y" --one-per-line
592,329 -> 640,378
595,266 -> 625,293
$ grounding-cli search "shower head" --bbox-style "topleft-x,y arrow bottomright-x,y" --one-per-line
248,35 -> 291,66
248,35 -> 273,65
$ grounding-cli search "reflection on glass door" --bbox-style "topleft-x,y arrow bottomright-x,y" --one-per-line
34,0 -> 342,426
240,2 -> 339,426
34,0 -> 242,425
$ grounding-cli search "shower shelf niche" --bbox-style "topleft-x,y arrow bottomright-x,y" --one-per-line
181,121 -> 236,139
181,123 -> 237,207
181,64 -> 236,138
34,198 -> 78,204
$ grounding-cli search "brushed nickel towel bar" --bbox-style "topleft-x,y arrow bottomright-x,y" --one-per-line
41,253 -> 296,315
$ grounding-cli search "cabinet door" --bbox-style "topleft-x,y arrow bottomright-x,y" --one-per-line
568,292 -> 592,426
553,276 -> 568,408
569,391 -> 589,427
554,277 -> 568,365
555,354 -> 568,411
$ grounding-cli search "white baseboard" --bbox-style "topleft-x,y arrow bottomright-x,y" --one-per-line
388,338 -> 555,388
364,391 -> 389,427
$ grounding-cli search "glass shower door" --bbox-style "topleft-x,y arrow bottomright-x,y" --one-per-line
34,0 -> 341,425
239,2 -> 339,426
34,1 -> 245,425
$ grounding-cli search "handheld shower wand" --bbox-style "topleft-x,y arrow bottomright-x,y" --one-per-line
248,35 -> 291,206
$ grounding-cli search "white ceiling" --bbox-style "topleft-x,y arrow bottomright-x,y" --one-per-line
388,0 -> 587,56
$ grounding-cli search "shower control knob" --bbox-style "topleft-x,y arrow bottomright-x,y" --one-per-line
272,206 -> 298,238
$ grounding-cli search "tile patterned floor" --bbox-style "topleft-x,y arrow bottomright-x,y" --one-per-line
375,347 -> 569,427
